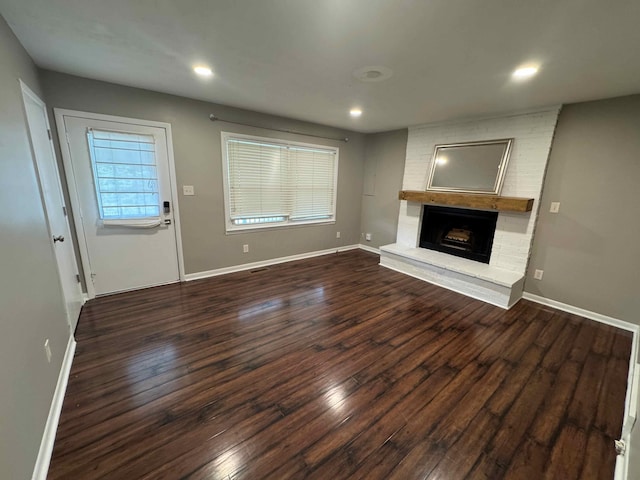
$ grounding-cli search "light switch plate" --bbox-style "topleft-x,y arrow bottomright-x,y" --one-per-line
183,185 -> 195,196
550,202 -> 560,213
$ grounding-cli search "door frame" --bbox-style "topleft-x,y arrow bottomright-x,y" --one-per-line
54,108 -> 186,299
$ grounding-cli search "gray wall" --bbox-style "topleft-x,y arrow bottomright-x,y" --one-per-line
0,16 -> 71,479
40,70 -> 366,275
360,129 -> 407,249
525,95 -> 640,325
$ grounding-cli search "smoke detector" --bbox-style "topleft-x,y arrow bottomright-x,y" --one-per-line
352,66 -> 393,83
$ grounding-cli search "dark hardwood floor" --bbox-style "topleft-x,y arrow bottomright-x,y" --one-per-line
48,250 -> 632,479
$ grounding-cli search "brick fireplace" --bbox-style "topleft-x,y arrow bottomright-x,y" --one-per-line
380,108 -> 561,308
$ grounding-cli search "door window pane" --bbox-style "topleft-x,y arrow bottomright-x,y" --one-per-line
87,129 -> 160,219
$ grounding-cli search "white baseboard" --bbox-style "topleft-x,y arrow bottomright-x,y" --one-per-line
184,244 -> 360,281
358,243 -> 380,254
32,335 -> 76,480
522,292 -> 638,333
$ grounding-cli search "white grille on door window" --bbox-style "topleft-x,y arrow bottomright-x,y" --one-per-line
87,129 -> 160,219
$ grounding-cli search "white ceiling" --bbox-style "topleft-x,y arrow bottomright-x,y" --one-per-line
2,0 -> 640,133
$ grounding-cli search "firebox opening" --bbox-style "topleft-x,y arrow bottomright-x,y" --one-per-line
419,205 -> 498,264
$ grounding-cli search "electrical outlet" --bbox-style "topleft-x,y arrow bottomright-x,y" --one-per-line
44,339 -> 52,363
534,269 -> 544,280
550,202 -> 560,213
336,231 -> 341,239
243,244 -> 249,253
365,233 -> 372,241
183,185 -> 195,196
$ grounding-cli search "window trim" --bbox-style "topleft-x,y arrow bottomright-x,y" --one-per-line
221,131 -> 339,233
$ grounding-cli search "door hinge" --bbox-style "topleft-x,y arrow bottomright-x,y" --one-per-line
65,131 -> 70,145
75,274 -> 81,283
47,129 -> 52,140
615,439 -> 626,456
63,205 -> 67,216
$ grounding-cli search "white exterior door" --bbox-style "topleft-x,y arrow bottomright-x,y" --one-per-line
58,112 -> 181,296
21,82 -> 83,331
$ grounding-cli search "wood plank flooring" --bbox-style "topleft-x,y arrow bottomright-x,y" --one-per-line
48,250 -> 633,479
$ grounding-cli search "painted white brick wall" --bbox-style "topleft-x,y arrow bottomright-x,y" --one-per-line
398,108 -> 560,275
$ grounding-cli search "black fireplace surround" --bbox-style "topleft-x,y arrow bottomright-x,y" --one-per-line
419,205 -> 498,264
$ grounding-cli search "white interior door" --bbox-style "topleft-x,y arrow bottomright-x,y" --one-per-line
21,82 -> 83,332
59,113 -> 180,296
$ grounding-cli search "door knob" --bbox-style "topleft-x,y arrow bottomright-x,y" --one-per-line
53,235 -> 65,243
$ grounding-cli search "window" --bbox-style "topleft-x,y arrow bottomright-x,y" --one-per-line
87,129 -> 160,219
222,132 -> 338,231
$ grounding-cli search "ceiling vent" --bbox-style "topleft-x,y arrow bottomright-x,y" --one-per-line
352,66 -> 393,83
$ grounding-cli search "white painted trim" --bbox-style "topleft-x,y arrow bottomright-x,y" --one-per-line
164,122 -> 186,282
53,108 -> 186,299
337,244 -> 359,252
625,334 -> 639,435
184,244 -> 359,281
31,335 -> 76,480
358,244 -> 380,255
522,292 -> 639,480
53,108 -> 180,130
616,363 -> 640,480
522,292 -> 638,333
220,130 -> 340,234
20,81 -> 84,332
54,110 -> 96,298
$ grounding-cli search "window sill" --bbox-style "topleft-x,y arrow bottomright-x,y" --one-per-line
225,218 -> 336,234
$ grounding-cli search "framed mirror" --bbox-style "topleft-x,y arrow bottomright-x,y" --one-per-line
426,138 -> 513,195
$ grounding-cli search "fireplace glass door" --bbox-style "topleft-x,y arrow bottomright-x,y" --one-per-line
419,205 -> 498,264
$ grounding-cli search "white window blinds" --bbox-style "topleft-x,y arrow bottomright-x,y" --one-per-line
224,134 -> 338,230
289,147 -> 336,221
87,129 -> 160,219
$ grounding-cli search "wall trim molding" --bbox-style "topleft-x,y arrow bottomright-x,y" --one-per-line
357,244 -> 380,255
32,335 -> 76,480
184,244 -> 360,281
522,292 -> 638,333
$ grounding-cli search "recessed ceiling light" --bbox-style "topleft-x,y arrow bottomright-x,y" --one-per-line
512,66 -> 539,79
193,66 -> 213,77
350,108 -> 363,117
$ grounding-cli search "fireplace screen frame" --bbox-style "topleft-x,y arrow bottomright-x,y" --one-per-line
419,205 -> 499,264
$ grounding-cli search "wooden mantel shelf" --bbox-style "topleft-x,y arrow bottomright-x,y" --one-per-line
399,190 -> 534,213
